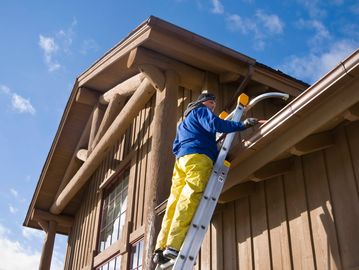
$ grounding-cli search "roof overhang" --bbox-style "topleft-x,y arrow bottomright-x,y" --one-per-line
224,49 -> 359,193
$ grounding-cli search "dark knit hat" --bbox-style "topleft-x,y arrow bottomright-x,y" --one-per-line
184,92 -> 216,117
196,92 -> 216,103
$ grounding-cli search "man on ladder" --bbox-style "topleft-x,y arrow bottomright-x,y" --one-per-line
152,92 -> 259,265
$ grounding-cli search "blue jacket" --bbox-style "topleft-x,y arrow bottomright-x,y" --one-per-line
173,106 -> 245,161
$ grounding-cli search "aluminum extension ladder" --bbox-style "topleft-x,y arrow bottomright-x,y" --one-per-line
157,92 -> 289,270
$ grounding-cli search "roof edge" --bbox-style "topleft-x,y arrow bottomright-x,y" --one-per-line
224,48 -> 359,191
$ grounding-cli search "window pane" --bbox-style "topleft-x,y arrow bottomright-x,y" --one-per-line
112,217 -> 120,243
98,168 -> 129,252
115,256 -> 122,270
96,256 -> 121,270
132,244 -> 138,268
105,226 -> 112,250
138,240 -> 143,266
109,258 -> 115,270
121,192 -> 128,214
129,240 -> 144,270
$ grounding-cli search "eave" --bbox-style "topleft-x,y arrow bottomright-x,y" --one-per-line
223,49 -> 359,194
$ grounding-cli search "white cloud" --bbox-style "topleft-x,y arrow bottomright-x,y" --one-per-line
38,18 -> 77,72
56,18 -> 77,54
297,0 -> 326,18
226,14 -> 256,34
211,0 -> 224,14
281,40 -> 357,83
297,19 -> 331,48
80,39 -> 99,55
0,85 -> 36,115
0,223 -> 64,270
10,188 -> 19,198
351,3 -> 359,14
12,93 -> 36,114
0,85 -> 11,94
39,35 -> 60,72
9,204 -> 19,214
39,35 -> 58,55
226,11 -> 284,50
256,10 -> 284,34
22,227 -> 43,241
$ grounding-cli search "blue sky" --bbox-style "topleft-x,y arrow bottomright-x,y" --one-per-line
0,0 -> 358,269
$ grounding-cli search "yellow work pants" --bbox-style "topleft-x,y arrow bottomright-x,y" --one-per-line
155,153 -> 213,251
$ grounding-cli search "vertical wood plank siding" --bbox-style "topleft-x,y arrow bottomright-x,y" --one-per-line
197,121 -> 359,270
64,96 -> 154,269
64,79 -> 359,270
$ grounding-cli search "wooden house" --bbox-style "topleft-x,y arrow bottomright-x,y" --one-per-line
24,16 -> 359,270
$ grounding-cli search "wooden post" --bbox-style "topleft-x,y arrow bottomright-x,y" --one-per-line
88,102 -> 105,154
99,73 -> 145,105
91,94 -> 126,150
39,220 -> 57,270
143,70 -> 179,269
50,78 -> 155,215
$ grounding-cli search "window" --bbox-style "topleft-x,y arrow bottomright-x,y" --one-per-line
96,255 -> 122,270
129,240 -> 144,270
98,170 -> 129,252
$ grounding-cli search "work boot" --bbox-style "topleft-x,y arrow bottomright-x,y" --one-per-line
152,249 -> 170,264
163,247 -> 179,260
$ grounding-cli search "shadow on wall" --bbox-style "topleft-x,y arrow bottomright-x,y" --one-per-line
205,122 -> 359,270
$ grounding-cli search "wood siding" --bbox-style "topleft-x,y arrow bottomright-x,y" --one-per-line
63,84 -> 291,269
63,84 -> 359,270
64,97 -> 154,269
195,121 -> 359,270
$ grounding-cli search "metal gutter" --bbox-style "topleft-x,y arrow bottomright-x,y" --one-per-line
224,49 -> 359,192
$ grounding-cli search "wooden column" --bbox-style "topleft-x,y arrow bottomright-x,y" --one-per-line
91,94 -> 126,149
39,220 -> 57,270
88,102 -> 105,154
143,70 -> 179,269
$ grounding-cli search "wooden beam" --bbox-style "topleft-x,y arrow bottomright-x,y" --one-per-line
76,87 -> 100,106
219,72 -> 241,83
289,131 -> 334,156
343,102 -> 359,121
93,239 -> 125,268
252,66 -> 305,97
88,102 -> 106,154
218,181 -> 256,203
138,64 -> 166,91
129,226 -> 145,244
248,157 -> 294,182
54,109 -> 93,200
99,73 -> 145,104
91,94 -> 126,149
37,220 -> 49,232
148,28 -> 251,75
32,208 -> 74,228
50,78 -> 156,215
39,220 -> 57,270
76,149 -> 88,162
127,46 -> 205,91
143,70 -> 179,269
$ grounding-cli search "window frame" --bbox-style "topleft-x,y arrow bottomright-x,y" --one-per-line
93,161 -> 132,269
